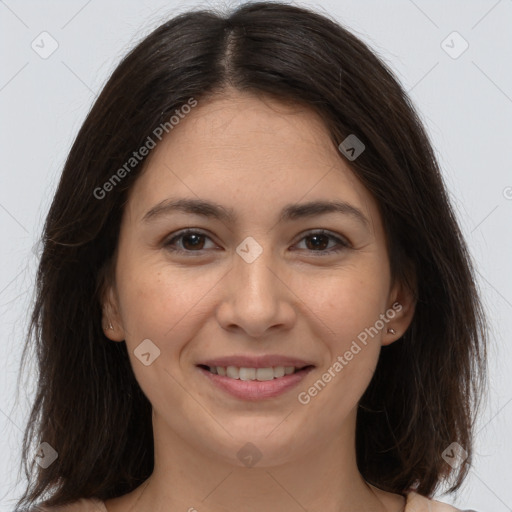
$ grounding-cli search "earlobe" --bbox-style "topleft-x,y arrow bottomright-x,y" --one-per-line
382,283 -> 417,346
101,286 -> 125,342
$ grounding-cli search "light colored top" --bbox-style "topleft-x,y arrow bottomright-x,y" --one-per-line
35,490 -> 475,511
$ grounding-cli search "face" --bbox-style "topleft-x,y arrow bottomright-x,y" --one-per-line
103,90 -> 414,467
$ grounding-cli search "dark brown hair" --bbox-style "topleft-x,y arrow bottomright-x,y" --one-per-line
14,2 -> 487,510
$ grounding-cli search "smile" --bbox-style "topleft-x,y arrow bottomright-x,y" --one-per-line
200,365 -> 306,380
197,364 -> 315,400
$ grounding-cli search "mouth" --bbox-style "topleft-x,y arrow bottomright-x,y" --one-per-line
196,363 -> 315,401
197,364 -> 314,381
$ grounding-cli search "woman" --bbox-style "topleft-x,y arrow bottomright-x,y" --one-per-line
15,2 -> 486,511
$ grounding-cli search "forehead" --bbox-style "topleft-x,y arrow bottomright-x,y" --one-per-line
124,90 -> 380,229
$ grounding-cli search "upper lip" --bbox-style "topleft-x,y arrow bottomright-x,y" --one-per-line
198,355 -> 315,369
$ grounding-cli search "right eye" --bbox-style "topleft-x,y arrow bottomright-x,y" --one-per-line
163,229 -> 218,254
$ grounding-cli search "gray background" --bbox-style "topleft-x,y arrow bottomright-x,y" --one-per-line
1,0 -> 511,510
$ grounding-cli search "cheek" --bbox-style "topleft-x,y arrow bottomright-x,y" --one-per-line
295,273 -> 386,435
301,266 -> 389,346
117,272 -> 187,342
114,266 -> 207,406
115,255 -> 226,350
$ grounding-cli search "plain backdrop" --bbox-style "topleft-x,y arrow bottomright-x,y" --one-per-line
1,1 -> 511,511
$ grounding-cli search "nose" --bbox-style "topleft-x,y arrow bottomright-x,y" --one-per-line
215,244 -> 296,338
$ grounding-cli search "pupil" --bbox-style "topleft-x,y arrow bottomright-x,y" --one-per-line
183,234 -> 204,250
307,234 -> 328,251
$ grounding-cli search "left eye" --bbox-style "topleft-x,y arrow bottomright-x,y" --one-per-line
163,229 -> 350,255
294,230 -> 350,254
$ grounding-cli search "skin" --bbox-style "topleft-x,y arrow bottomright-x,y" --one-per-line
102,89 -> 416,512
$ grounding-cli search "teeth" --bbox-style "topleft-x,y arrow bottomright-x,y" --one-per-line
274,366 -> 285,378
226,366 -> 239,379
208,365 -> 300,380
256,368 -> 275,381
239,367 -> 256,381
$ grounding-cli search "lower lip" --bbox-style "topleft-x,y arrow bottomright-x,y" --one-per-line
197,366 -> 315,401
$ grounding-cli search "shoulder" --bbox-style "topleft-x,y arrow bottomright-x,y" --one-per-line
406,490 -> 479,511
29,498 -> 107,512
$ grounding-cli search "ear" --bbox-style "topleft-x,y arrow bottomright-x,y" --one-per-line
381,277 -> 417,347
100,282 -> 126,343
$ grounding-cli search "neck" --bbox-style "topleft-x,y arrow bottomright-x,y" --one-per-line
105,407 -> 405,512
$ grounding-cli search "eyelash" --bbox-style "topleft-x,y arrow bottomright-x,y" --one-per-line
163,229 -> 351,256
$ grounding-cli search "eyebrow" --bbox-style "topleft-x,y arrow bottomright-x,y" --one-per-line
142,197 -> 369,228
